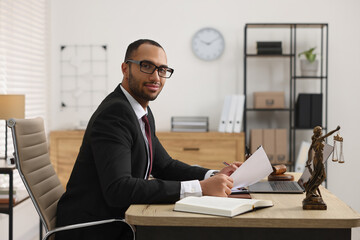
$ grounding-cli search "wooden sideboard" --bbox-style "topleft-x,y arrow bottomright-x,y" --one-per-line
50,130 -> 84,188
156,132 -> 245,170
50,131 -> 245,187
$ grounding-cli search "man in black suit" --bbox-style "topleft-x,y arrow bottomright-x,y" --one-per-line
56,39 -> 239,240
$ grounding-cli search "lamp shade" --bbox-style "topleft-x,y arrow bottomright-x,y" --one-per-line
0,95 -> 25,120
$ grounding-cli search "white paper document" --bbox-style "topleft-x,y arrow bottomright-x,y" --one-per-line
230,146 -> 273,189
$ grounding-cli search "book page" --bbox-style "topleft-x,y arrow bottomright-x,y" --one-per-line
230,146 -> 273,189
174,196 -> 273,217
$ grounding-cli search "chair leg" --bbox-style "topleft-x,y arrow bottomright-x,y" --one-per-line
39,219 -> 43,240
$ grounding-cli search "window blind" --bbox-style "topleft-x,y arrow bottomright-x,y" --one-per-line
0,0 -> 49,159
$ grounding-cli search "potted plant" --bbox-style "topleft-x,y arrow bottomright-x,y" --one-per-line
298,47 -> 319,76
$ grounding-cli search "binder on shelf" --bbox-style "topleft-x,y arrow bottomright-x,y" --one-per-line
295,141 -> 311,173
263,129 -> 275,163
311,94 -> 322,127
295,94 -> 311,128
295,93 -> 323,128
233,95 -> 245,133
250,128 -> 288,164
250,129 -> 262,154
275,129 -> 288,164
225,95 -> 237,133
218,95 -> 232,132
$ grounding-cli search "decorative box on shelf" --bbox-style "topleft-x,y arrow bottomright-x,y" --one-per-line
253,92 -> 285,109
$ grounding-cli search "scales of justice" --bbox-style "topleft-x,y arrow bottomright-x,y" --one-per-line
303,125 -> 344,210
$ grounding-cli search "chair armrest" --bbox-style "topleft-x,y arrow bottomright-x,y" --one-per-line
43,218 -> 134,240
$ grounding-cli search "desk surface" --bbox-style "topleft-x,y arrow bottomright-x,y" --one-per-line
126,174 -> 360,229
0,161 -> 16,171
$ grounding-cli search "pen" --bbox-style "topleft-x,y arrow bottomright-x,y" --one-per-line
223,161 -> 230,166
245,145 -> 252,159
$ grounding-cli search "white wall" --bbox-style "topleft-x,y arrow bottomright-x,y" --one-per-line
49,0 -> 360,238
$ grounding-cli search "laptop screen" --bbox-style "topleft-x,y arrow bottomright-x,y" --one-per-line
297,143 -> 334,188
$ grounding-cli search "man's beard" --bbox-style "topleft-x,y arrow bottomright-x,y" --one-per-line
128,70 -> 161,102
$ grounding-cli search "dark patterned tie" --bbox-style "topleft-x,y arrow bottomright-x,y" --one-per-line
142,115 -> 153,179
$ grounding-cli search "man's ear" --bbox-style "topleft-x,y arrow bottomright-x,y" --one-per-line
121,62 -> 128,76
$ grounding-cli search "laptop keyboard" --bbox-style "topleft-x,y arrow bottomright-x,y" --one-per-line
269,181 -> 300,191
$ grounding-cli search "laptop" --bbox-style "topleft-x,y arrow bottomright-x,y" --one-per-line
247,143 -> 334,193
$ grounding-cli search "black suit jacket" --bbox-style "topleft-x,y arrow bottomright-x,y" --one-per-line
56,84 -> 208,240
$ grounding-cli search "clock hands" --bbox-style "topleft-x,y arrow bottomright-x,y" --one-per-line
200,36 -> 221,45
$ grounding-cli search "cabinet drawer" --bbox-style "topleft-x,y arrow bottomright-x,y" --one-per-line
50,131 -> 84,188
56,138 -> 82,186
159,138 -> 240,170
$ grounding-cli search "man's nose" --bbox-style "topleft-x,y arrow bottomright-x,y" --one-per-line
149,69 -> 161,82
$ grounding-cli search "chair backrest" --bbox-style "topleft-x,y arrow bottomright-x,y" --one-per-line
8,117 -> 64,232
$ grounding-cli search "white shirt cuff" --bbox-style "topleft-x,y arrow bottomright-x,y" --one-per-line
180,180 -> 202,199
204,170 -> 218,180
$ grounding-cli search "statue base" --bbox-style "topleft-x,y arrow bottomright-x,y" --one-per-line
302,196 -> 327,210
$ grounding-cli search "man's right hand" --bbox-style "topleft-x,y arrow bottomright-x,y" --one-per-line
200,174 -> 233,197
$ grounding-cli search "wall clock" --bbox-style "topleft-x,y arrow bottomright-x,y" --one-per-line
191,27 -> 225,61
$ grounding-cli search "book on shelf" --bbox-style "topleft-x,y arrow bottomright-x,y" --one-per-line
171,126 -> 208,132
0,188 -> 17,195
171,116 -> 208,132
0,196 -> 17,204
256,41 -> 282,48
174,196 -> 273,217
257,47 -> 282,55
0,189 -> 18,204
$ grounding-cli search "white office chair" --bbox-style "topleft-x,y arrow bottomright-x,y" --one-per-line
8,117 -> 135,240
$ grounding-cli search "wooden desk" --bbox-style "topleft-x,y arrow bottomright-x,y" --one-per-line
126,176 -> 360,240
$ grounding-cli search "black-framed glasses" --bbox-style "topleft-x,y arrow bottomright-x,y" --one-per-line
126,60 -> 174,78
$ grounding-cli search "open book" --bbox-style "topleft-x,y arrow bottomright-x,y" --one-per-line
174,196 -> 273,217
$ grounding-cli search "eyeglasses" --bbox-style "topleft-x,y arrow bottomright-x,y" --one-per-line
126,60 -> 174,78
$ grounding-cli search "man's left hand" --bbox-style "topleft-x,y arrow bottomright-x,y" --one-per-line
219,162 -> 242,176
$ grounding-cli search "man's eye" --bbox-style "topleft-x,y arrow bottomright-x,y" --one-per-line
159,68 -> 167,74
141,62 -> 152,69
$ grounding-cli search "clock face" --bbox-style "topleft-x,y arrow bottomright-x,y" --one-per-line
192,27 -> 225,61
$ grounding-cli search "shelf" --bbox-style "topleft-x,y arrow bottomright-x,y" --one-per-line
246,108 -> 291,112
246,23 -> 328,29
243,22 -> 328,171
292,127 -> 328,131
0,190 -> 29,214
293,76 -> 327,79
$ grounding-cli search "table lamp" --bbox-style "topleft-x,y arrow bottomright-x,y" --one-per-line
0,95 -> 25,161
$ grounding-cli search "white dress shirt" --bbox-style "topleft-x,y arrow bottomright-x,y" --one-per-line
120,85 -> 217,198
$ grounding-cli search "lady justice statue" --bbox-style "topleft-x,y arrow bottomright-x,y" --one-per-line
303,125 -> 341,210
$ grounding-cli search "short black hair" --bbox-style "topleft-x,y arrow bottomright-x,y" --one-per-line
124,39 -> 164,62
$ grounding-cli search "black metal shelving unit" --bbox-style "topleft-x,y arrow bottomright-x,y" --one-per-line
243,23 -> 329,170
